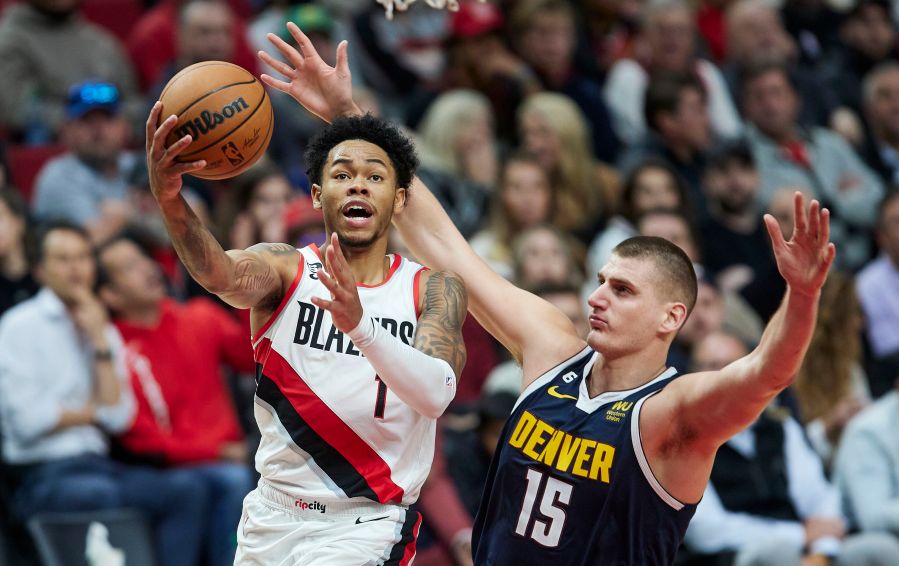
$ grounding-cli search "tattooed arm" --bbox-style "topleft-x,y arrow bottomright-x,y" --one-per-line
145,101 -> 296,311
413,270 -> 468,378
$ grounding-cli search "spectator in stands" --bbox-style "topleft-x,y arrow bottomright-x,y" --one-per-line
216,160 -> 293,251
741,59 -> 884,270
586,158 -> 691,278
128,0 -> 257,93
723,0 -> 838,130
576,0 -> 640,73
780,0 -> 843,67
511,225 -> 584,289
470,152 -> 552,280
834,373 -> 899,539
146,0 -> 237,104
685,331 -> 899,565
441,0 -> 541,144
794,272 -> 870,467
416,89 -> 496,238
603,0 -> 740,145
415,426 -> 476,566
619,73 -> 714,211
635,208 -> 701,264
96,235 -> 254,566
507,0 -> 620,162
860,62 -> 899,185
32,82 -> 138,244
699,141 -> 784,319
825,0 -> 898,117
0,222 -> 207,566
0,0 -> 141,142
444,390 -> 517,519
0,190 -> 38,315
669,276 -> 763,371
518,93 -> 618,243
857,189 -> 899,384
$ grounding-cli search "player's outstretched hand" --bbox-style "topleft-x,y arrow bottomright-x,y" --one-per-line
145,101 -> 206,203
258,22 -> 360,124
311,233 -> 364,333
763,191 -> 836,297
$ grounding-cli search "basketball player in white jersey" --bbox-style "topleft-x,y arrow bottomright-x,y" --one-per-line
259,23 -> 844,564
145,76 -> 468,563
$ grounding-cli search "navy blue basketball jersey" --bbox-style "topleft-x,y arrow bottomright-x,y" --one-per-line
472,347 -> 697,565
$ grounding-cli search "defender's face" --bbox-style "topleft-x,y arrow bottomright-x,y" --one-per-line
586,255 -> 669,356
312,140 -> 405,249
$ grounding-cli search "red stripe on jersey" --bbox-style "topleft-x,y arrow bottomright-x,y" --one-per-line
399,512 -> 422,565
311,244 -> 403,288
251,253 -> 304,345
358,254 -> 402,288
412,267 -> 429,319
264,347 -> 405,504
253,336 -> 273,364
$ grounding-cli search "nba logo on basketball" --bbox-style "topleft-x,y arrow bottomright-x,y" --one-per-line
221,141 -> 245,166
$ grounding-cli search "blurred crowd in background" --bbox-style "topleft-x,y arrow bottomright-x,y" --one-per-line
0,0 -> 898,564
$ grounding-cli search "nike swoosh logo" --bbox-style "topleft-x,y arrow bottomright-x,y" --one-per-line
547,386 -> 577,400
355,515 -> 390,524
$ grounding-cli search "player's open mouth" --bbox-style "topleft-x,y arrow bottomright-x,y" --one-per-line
341,201 -> 374,227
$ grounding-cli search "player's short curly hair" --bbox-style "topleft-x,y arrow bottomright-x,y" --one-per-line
304,114 -> 418,190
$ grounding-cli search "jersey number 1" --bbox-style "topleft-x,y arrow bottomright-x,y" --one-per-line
374,376 -> 387,419
515,468 -> 573,547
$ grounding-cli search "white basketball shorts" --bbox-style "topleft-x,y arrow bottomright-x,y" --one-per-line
235,481 -> 421,565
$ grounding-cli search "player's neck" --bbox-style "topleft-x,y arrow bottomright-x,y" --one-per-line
322,238 -> 393,286
587,347 -> 668,397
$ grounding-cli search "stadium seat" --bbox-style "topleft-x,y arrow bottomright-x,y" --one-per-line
27,509 -> 156,566
5,144 -> 65,203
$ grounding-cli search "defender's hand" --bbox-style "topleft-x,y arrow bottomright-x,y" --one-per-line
763,192 -> 836,297
145,101 -> 207,203
258,22 -> 360,123
311,233 -> 364,333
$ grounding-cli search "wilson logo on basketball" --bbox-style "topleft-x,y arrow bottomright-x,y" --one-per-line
174,97 -> 250,140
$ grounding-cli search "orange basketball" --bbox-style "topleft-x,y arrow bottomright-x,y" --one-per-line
160,61 -> 274,180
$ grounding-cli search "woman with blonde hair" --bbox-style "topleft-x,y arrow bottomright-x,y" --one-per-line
416,89 -> 498,237
793,271 -> 871,465
470,151 -> 554,279
518,92 -> 619,243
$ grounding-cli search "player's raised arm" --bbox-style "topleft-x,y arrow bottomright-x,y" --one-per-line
145,102 -> 292,310
643,192 -> 835,500
313,233 -> 464,419
258,25 -> 585,382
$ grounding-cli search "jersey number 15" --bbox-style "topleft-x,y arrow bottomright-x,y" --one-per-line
515,468 -> 573,547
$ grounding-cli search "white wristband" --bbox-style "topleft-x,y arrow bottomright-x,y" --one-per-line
348,313 -> 456,419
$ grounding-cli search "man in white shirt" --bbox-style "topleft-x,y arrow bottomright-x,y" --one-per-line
0,221 -> 208,566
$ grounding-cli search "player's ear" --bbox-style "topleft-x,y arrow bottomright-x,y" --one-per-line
311,184 -> 323,209
393,186 -> 407,213
660,302 -> 688,334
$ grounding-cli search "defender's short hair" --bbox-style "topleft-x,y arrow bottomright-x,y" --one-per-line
304,114 -> 418,190
612,236 -> 698,314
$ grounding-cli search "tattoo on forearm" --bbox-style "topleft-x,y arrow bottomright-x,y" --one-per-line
414,271 -> 468,376
167,198 -> 227,287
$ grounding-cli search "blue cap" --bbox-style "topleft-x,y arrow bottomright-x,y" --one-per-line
66,81 -> 120,119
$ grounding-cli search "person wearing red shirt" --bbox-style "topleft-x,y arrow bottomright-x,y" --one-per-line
97,235 -> 255,566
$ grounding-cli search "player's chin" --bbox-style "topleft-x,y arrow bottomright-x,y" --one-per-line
586,329 -> 606,351
336,230 -> 379,249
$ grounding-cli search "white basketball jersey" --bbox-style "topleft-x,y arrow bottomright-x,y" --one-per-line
251,244 -> 433,507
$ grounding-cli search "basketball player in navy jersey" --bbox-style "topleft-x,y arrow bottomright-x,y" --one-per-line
145,65 -> 468,562
262,23 -> 837,564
